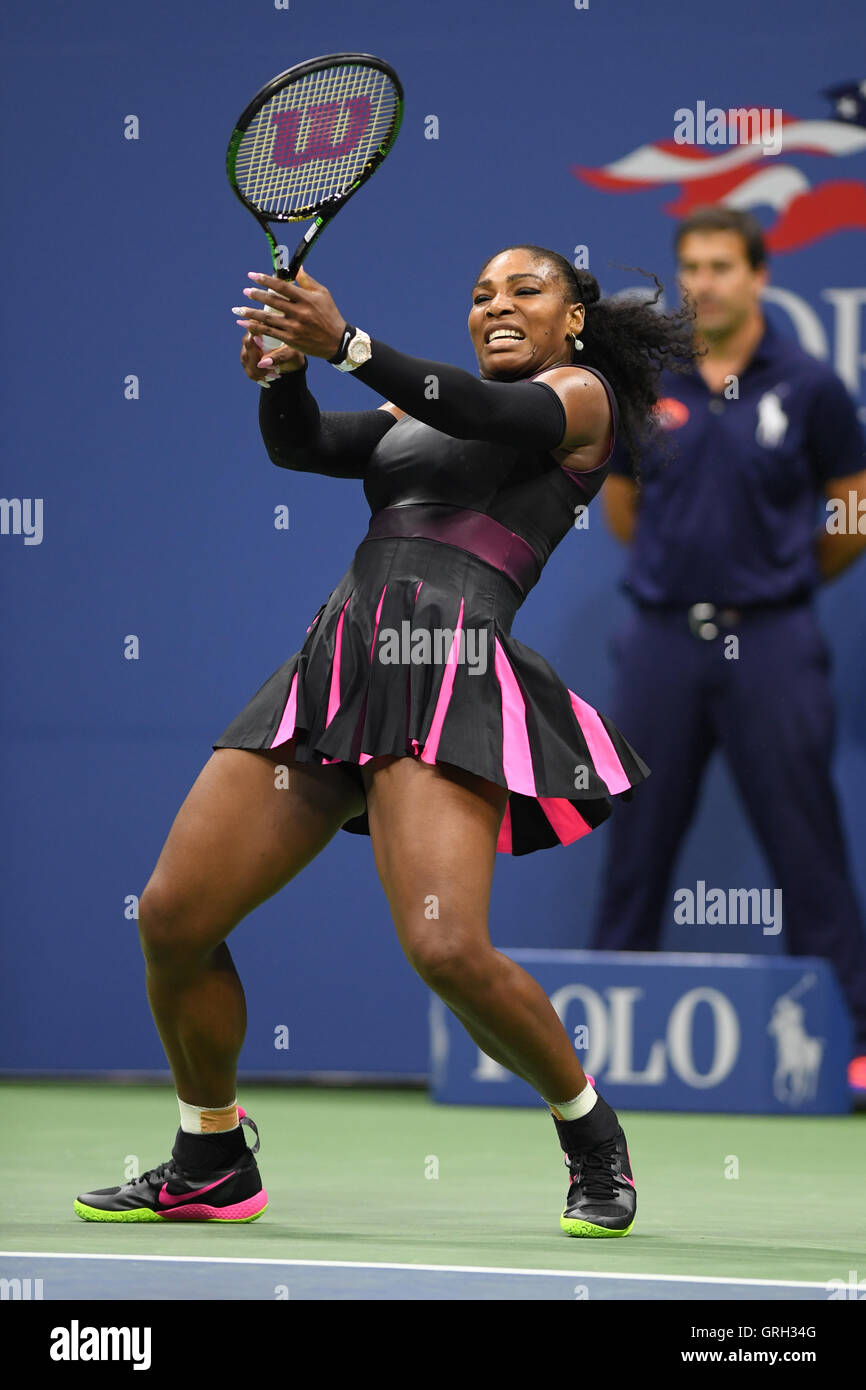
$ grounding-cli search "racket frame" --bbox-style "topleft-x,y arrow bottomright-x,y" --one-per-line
226,51 -> 404,285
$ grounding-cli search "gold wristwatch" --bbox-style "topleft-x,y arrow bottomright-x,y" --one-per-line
331,325 -> 372,372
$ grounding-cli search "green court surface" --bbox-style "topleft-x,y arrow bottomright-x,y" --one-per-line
2,1082 -> 865,1294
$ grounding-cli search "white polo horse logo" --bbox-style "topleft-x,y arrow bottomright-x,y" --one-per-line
767,974 -> 824,1104
755,390 -> 789,448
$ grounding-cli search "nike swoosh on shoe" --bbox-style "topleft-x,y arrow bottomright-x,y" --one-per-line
157,1172 -> 237,1208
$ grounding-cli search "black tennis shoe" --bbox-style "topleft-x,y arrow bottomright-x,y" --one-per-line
73,1108 -> 267,1223
560,1122 -> 636,1237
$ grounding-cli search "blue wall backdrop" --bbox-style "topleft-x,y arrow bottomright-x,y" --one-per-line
1,0 -> 864,1074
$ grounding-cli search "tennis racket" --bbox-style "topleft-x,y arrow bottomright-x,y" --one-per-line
226,53 -> 403,375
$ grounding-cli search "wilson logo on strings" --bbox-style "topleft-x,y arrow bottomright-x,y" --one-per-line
271,98 -> 372,168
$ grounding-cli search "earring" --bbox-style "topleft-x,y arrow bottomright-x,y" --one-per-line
571,333 -> 584,351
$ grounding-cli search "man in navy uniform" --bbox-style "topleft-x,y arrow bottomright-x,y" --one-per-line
593,206 -> 866,1097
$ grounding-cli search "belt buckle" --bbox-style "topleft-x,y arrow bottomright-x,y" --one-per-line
688,602 -> 718,640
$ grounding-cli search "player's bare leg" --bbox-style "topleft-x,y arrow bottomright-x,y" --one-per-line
138,742 -> 365,1104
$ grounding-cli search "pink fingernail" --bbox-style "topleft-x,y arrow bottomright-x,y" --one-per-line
254,336 -> 264,348
258,357 -> 273,367
248,272 -> 265,281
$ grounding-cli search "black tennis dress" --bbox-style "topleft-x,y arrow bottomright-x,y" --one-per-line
214,364 -> 650,855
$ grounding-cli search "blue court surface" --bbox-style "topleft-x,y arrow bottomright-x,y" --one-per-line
0,1252 -> 838,1300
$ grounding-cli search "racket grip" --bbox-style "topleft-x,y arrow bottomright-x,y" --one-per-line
256,331 -> 282,389
259,267 -> 292,385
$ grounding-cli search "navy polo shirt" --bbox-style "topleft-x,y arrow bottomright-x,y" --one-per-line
608,318 -> 866,605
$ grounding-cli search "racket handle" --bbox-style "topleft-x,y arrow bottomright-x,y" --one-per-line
256,330 -> 283,389
258,267 -> 295,385
258,266 -> 294,384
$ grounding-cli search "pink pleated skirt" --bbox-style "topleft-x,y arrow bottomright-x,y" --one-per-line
213,534 -> 650,855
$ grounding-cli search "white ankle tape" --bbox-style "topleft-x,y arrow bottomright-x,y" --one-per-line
177,1097 -> 239,1134
547,1083 -> 598,1121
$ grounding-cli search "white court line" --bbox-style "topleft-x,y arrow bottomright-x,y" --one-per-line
0,1252 -> 832,1289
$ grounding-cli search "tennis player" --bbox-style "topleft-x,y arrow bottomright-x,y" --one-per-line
74,245 -> 695,1237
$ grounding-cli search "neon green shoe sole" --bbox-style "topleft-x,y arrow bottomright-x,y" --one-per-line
73,1198 -> 268,1223
561,1213 -> 634,1237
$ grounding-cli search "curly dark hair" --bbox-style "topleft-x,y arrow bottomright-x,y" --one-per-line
478,244 -> 699,474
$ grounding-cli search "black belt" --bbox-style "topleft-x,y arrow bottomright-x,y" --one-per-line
633,593 -> 810,640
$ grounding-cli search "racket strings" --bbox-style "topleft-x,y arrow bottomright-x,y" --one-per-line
234,64 -> 398,217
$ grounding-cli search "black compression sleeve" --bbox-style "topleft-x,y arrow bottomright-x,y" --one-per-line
349,339 -> 568,449
258,365 -> 398,479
